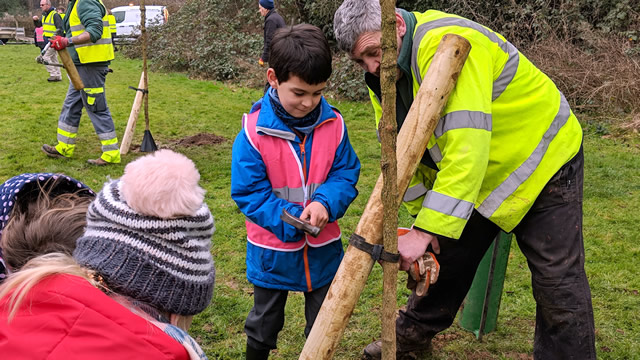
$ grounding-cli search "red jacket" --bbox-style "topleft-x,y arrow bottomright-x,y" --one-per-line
0,274 -> 189,359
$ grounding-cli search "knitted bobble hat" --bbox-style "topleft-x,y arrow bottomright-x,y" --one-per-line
73,150 -> 216,316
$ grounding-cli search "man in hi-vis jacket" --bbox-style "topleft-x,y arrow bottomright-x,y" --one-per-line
334,0 -> 596,359
42,0 -> 120,166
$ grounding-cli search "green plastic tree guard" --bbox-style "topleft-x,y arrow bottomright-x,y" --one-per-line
458,231 -> 512,340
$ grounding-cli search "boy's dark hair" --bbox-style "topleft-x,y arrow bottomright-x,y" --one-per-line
269,24 -> 332,85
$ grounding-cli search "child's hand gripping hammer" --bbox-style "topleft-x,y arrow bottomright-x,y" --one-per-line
280,209 -> 322,238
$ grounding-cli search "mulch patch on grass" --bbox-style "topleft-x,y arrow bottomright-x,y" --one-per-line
173,132 -> 227,147
129,132 -> 226,152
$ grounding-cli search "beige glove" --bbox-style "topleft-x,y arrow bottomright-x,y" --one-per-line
406,252 -> 440,296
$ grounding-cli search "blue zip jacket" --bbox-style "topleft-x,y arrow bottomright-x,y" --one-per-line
231,92 -> 361,291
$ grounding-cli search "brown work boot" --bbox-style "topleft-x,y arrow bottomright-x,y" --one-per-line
47,76 -> 62,82
362,339 -> 431,360
41,144 -> 65,159
87,158 -> 110,166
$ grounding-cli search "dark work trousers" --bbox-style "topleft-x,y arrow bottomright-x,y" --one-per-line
245,283 -> 331,350
396,146 -> 596,359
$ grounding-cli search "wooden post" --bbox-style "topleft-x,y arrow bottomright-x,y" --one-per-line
299,34 -> 471,360
119,72 -> 145,155
379,0 -> 399,359
58,48 -> 84,90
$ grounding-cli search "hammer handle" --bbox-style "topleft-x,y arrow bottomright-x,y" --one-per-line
58,48 -> 84,90
280,209 -> 322,238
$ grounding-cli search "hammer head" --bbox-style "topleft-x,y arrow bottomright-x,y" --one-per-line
36,55 -> 44,64
280,209 -> 322,237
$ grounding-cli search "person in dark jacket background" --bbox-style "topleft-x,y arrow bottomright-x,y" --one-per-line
258,0 -> 285,67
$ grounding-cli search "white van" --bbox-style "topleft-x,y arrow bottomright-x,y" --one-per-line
111,5 -> 168,40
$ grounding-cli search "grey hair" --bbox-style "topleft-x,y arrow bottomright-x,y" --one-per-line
43,0 -> 51,5
333,0 -> 384,54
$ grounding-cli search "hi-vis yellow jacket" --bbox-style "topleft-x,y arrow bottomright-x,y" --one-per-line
368,10 -> 582,239
41,10 -> 59,38
68,0 -> 114,64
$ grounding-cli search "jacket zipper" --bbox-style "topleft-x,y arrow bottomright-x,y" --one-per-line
299,135 -> 313,292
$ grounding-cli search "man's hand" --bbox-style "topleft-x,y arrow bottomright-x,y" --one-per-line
49,35 -> 68,50
33,15 -> 39,21
258,58 -> 265,66
398,229 -> 440,271
300,201 -> 328,230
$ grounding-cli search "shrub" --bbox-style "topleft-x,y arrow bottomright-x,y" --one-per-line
121,0 -> 639,123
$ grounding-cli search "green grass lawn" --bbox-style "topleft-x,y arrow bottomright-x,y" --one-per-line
1,45 -> 639,359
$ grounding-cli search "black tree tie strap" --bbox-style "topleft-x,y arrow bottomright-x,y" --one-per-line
349,233 -> 400,263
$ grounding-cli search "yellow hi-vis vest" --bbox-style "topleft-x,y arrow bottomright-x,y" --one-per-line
69,0 -> 114,64
42,10 -> 58,37
107,14 -> 116,34
368,10 -> 582,239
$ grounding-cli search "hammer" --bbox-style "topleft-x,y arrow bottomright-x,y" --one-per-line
280,209 -> 322,237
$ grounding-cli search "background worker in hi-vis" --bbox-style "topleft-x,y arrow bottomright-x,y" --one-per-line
41,0 -> 120,166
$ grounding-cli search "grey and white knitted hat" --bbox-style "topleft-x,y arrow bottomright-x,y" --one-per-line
73,152 -> 216,316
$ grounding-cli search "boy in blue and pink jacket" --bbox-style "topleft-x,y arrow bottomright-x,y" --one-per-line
230,24 -> 361,359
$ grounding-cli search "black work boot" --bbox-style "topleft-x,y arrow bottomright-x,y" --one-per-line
245,344 -> 270,360
362,339 -> 431,360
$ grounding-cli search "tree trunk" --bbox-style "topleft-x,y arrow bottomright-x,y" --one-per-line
379,0 -> 399,359
299,34 -> 471,360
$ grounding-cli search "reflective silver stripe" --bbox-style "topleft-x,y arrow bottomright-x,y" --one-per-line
57,133 -> 76,144
272,186 -> 305,203
434,111 -> 492,138
492,43 -> 519,100
403,183 -> 428,202
423,190 -> 474,219
97,131 -> 117,140
102,143 -> 119,151
308,182 -> 323,197
70,25 -> 85,32
103,20 -> 110,26
411,17 -> 519,97
257,126 -> 296,141
428,143 -> 443,163
75,38 -> 113,48
58,122 -> 78,133
477,93 -> 571,217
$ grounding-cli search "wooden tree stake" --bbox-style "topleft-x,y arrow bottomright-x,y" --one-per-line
119,71 -> 145,155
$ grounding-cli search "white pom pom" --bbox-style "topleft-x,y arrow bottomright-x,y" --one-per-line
120,149 -> 206,218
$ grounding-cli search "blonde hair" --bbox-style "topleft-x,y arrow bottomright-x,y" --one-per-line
0,253 -> 98,321
1,189 -> 92,271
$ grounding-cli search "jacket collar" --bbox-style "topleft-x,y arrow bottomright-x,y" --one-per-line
253,91 -> 337,142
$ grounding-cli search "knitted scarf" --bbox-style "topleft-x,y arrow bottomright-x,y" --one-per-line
268,87 -> 321,135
